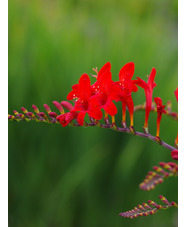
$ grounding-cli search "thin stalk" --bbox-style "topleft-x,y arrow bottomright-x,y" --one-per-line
73,122 -> 176,151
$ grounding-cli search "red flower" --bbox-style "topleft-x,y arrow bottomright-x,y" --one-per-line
67,73 -> 102,126
154,97 -> 166,137
91,63 -> 120,117
135,68 -> 157,129
57,111 -> 78,127
57,101 -> 77,127
171,150 -> 178,161
114,62 -> 138,126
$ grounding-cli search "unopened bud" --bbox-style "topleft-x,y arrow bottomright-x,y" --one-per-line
28,112 -> 35,118
43,104 -> 51,113
53,101 -> 64,114
21,107 -> 28,114
159,195 -> 170,205
38,112 -> 48,120
48,112 -> 58,118
32,105 -> 39,113
61,101 -> 73,111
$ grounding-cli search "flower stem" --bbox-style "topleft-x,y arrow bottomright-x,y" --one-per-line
73,122 -> 176,151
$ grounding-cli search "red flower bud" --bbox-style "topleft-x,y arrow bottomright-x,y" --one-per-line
53,101 -> 64,114
154,97 -> 166,137
171,150 -> 178,161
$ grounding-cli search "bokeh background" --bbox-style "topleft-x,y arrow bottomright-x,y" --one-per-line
8,0 -> 178,226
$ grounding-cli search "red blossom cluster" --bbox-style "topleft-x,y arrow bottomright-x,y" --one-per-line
57,62 -> 157,127
56,62 -> 178,161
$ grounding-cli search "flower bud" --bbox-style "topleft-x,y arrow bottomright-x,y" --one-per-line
53,101 -> 64,114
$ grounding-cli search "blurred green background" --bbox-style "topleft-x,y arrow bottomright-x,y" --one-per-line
8,0 -> 178,226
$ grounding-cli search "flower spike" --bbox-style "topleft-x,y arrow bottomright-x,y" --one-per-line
119,195 -> 177,219
139,162 -> 178,191
67,73 -> 103,126
114,62 -> 138,127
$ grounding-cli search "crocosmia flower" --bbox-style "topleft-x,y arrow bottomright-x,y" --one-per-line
67,73 -> 102,126
93,78 -> 118,116
114,62 -> 138,126
91,63 -> 120,117
135,68 -> 157,129
154,97 -> 166,137
56,111 -> 78,127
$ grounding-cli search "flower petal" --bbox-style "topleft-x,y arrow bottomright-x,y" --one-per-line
66,111 -> 78,122
109,83 -> 122,101
135,77 -> 148,89
79,74 -> 91,100
91,81 -> 99,94
125,96 -> 134,116
77,111 -> 87,126
73,100 -> 87,112
98,71 -> 112,93
88,107 -> 102,120
67,84 -> 79,100
132,83 -> 138,92
98,62 -> 111,80
88,98 -> 102,120
67,90 -> 77,100
103,101 -> 117,116
119,62 -> 134,82
148,68 -> 156,88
